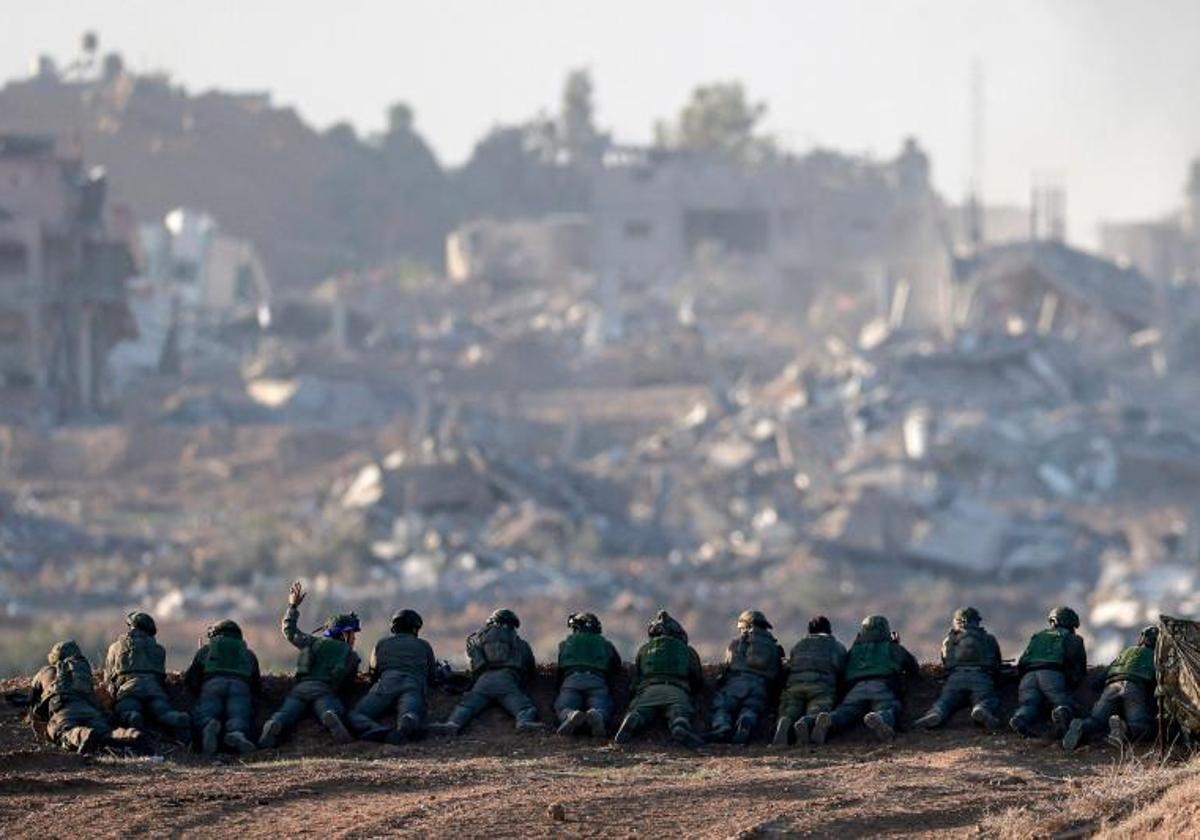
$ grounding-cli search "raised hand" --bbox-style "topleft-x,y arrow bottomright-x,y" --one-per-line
288,580 -> 306,607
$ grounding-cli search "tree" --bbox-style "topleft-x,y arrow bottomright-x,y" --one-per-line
559,68 -> 604,164
655,82 -> 774,163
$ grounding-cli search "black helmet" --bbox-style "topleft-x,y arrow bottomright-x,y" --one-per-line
808,615 -> 832,635
1048,606 -> 1080,630
126,611 -> 157,636
647,610 -> 688,642
207,619 -> 243,639
737,610 -> 771,631
489,608 -> 520,628
391,609 -> 424,634
953,607 -> 982,627
568,612 -> 602,634
859,614 -> 891,642
1139,625 -> 1159,648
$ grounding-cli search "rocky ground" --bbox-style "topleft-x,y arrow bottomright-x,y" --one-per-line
1,670 -> 1193,838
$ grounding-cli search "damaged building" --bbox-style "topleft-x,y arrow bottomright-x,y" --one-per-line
0,133 -> 135,419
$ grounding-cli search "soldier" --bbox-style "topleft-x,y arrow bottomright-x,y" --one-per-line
1009,606 -> 1087,738
103,611 -> 190,737
613,610 -> 706,749
28,640 -> 144,753
1063,625 -> 1157,751
709,610 -> 785,744
811,615 -> 918,744
553,612 -> 623,737
914,607 -> 1002,731
347,608 -> 438,743
773,616 -> 847,747
430,608 -> 542,734
258,581 -> 361,748
184,619 -> 262,755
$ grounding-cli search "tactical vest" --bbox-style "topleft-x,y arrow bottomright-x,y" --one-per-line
845,640 -> 898,682
729,630 -> 782,679
53,657 -> 95,699
203,635 -> 254,680
639,636 -> 692,684
946,627 -> 994,670
558,632 -> 612,674
114,632 -> 166,676
788,635 -> 842,685
468,624 -> 525,672
1022,628 -> 1067,667
296,637 -> 353,685
1107,645 -> 1155,684
374,634 -> 432,677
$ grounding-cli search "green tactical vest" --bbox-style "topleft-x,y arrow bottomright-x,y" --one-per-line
1107,645 -> 1155,684
946,627 -> 993,669
845,640 -> 898,682
1021,628 -> 1067,667
374,634 -> 432,677
729,630 -> 782,679
114,632 -> 166,676
558,632 -> 612,674
788,635 -> 841,685
297,637 -> 352,686
468,625 -> 525,672
639,636 -> 692,683
53,657 -> 95,699
203,635 -> 254,680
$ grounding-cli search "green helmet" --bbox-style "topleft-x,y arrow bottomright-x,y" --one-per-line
1139,625 -> 1159,648
323,612 -> 362,638
1048,606 -> 1080,630
126,611 -> 157,636
953,607 -> 982,627
737,610 -> 771,630
488,608 -> 520,628
859,614 -> 891,642
568,612 -> 602,634
391,609 -> 423,634
49,640 -> 82,665
648,610 -> 688,642
207,619 -> 243,639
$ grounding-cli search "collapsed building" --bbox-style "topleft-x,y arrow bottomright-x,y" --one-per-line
0,133 -> 135,419
1100,159 -> 1200,287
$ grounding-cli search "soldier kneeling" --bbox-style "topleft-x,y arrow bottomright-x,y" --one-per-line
554,612 -> 622,738
914,607 -> 1002,731
185,619 -> 261,755
709,610 -> 784,744
613,610 -> 706,749
29,641 -> 144,753
104,612 -> 190,738
348,609 -> 438,743
1064,625 -> 1157,751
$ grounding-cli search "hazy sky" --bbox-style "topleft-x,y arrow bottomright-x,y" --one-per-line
4,0 -> 1198,248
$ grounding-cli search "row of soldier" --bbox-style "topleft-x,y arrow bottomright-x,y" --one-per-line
28,582 -> 1158,755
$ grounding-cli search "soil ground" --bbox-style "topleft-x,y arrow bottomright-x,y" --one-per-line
0,667 -> 1187,838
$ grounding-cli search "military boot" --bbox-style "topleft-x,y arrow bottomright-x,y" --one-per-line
585,709 -> 607,738
971,706 -> 1000,731
1106,715 -> 1129,749
732,713 -> 755,746
913,711 -> 943,730
427,721 -> 461,737
397,713 -> 420,738
110,727 -> 147,753
772,716 -> 794,747
1050,706 -> 1072,736
224,731 -> 256,755
613,713 -> 639,745
1008,714 -> 1034,738
77,727 -> 104,755
793,716 -> 813,746
201,719 -> 221,755
864,711 -> 895,742
123,710 -> 145,730
257,718 -> 283,749
810,712 -> 832,745
709,722 -> 733,743
670,719 -> 705,750
557,710 -> 585,736
1062,718 -> 1086,751
322,711 -> 354,744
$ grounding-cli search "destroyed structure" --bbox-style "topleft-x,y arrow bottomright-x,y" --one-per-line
1101,159 -> 1200,287
0,133 -> 135,419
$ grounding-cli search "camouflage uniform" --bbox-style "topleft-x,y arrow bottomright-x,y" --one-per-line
553,612 -> 623,737
915,608 -> 1002,731
437,610 -> 540,733
348,610 -> 438,742
813,616 -> 918,743
773,628 -> 847,746
184,620 -> 262,754
103,612 -> 190,734
710,611 -> 785,744
258,605 -> 361,747
1010,606 -> 1087,738
1064,626 -> 1157,750
613,611 -> 706,748
28,641 -> 142,753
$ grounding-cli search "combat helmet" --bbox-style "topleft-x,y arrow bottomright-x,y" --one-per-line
49,640 -> 82,665
859,614 -> 892,642
126,611 -> 157,636
568,612 -> 602,633
391,609 -> 423,634
207,619 -> 243,639
953,607 -> 982,628
1048,606 -> 1080,630
488,608 -> 520,628
323,612 -> 362,638
737,610 -> 771,631
1139,625 -> 1159,648
648,610 -> 688,643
